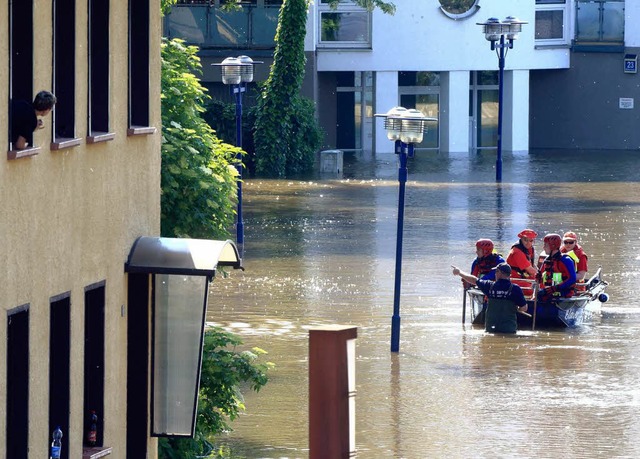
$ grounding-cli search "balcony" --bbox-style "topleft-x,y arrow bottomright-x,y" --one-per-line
163,1 -> 280,49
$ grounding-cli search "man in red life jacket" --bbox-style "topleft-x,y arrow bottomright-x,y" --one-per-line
506,229 -> 538,297
539,233 -> 577,301
561,231 -> 588,281
463,239 -> 505,288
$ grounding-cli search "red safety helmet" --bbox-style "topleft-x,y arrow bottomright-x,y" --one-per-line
518,229 -> 538,239
543,233 -> 562,251
475,239 -> 494,256
563,231 -> 578,241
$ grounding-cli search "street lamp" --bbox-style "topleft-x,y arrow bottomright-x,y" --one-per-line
477,16 -> 527,182
213,56 -> 262,256
375,107 -> 437,352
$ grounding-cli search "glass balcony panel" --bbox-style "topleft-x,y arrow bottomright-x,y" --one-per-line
164,6 -> 208,45
211,9 -> 249,47
251,7 -> 279,46
576,2 -> 601,41
601,2 -> 624,41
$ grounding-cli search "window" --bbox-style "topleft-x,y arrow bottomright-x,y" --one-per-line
84,284 -> 105,447
53,0 -> 80,150
398,72 -> 440,150
50,294 -> 71,459
8,0 -> 35,156
88,0 -> 113,143
535,0 -> 569,43
7,305 -> 29,458
318,0 -> 371,48
575,0 -> 624,43
129,0 -> 154,134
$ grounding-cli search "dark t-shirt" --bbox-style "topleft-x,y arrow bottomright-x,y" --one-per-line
11,99 -> 37,146
476,278 -> 527,306
476,278 -> 527,333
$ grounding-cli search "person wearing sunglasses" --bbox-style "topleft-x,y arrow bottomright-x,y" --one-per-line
560,231 -> 588,281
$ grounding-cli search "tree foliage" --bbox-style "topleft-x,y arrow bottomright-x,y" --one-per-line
161,37 -> 239,238
158,328 -> 274,459
253,0 -> 322,177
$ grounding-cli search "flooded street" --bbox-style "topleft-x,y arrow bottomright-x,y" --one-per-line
208,150 -> 640,458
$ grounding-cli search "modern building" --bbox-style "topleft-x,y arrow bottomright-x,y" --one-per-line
165,0 -> 640,155
2,1 -> 241,458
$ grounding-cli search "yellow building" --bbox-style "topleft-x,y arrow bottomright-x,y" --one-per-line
0,0 -> 176,457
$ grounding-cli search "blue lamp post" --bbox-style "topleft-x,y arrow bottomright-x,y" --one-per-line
375,107 -> 437,353
477,16 -> 527,182
214,56 -> 262,256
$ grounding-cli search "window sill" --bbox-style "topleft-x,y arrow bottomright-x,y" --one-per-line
572,41 -> 624,53
82,446 -> 112,459
8,147 -> 41,160
51,138 -> 82,151
87,132 -> 116,144
127,126 -> 157,136
534,43 -> 571,50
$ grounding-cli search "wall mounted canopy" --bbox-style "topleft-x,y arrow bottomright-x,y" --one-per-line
124,236 -> 243,277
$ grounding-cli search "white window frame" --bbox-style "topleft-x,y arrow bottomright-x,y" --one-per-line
535,1 -> 572,45
317,0 -> 371,49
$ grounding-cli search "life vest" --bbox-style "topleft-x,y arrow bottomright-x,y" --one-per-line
510,242 -> 536,278
540,252 -> 576,297
564,250 -> 580,271
471,253 -> 503,277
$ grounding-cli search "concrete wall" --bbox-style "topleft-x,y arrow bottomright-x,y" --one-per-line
530,49 -> 640,150
0,0 -> 161,457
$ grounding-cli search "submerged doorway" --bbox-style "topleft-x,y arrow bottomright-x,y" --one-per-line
469,71 -> 498,150
335,71 -> 373,155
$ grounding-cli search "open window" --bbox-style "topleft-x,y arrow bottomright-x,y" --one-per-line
7,305 -> 29,458
88,0 -> 114,144
8,0 -> 36,158
52,0 -> 80,151
50,294 -> 71,459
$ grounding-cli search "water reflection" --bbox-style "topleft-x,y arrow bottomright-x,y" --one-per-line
209,150 -> 640,458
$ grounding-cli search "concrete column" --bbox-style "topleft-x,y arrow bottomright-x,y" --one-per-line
502,69 -> 529,153
440,70 -> 470,154
374,71 -> 399,154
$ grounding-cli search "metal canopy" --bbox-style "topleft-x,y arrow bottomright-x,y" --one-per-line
124,236 -> 242,277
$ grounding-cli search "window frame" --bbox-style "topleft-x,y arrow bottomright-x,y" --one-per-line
535,0 -> 571,45
317,1 -> 372,49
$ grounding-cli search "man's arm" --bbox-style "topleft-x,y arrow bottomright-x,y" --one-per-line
452,266 -> 478,286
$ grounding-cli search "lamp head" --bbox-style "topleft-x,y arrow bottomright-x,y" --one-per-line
478,17 -> 502,42
400,109 -> 426,144
238,55 -> 254,83
220,57 -> 242,85
503,16 -> 527,40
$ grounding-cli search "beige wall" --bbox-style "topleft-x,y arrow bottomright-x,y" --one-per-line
0,1 -> 161,458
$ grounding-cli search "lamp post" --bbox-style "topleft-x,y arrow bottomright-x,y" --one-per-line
214,56 -> 262,256
477,16 -> 527,182
375,107 -> 437,352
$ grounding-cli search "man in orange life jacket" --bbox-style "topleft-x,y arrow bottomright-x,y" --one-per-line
462,239 -> 505,288
538,233 -> 577,302
506,229 -> 538,280
560,231 -> 588,281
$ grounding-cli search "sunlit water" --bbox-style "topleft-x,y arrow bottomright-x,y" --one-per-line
207,150 -> 640,458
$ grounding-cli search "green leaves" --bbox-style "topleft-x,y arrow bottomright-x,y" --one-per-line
161,37 -> 238,239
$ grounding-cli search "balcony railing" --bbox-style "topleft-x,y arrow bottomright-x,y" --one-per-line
575,0 -> 624,43
163,2 -> 280,49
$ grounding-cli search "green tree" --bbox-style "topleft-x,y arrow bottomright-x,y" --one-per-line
161,37 -> 239,238
158,328 -> 274,459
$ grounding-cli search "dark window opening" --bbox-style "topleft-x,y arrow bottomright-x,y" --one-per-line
50,295 -> 71,459
9,0 -> 34,151
53,0 -> 76,142
129,0 -> 150,128
89,0 -> 110,136
7,305 -> 29,459
126,273 -> 150,459
84,284 -> 105,447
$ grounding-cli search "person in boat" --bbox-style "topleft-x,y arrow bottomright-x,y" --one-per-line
453,262 -> 528,333
561,231 -> 588,281
506,229 -> 538,297
463,239 -> 505,287
538,233 -> 577,301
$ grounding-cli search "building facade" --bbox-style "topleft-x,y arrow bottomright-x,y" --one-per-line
1,1 -> 163,457
166,0 -> 640,155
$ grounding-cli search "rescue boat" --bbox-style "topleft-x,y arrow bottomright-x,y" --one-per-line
463,267 -> 610,329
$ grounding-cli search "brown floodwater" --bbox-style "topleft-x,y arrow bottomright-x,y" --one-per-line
207,150 -> 640,458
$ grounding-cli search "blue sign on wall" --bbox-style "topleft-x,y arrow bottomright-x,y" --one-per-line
624,54 -> 637,74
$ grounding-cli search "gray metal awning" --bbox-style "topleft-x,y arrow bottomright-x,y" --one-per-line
124,236 -> 243,277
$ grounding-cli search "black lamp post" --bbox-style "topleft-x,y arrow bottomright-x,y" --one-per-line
375,107 -> 437,352
214,56 -> 262,256
477,16 -> 527,182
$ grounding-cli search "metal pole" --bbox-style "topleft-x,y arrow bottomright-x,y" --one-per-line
234,84 -> 244,253
391,140 -> 408,352
496,34 -> 505,182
